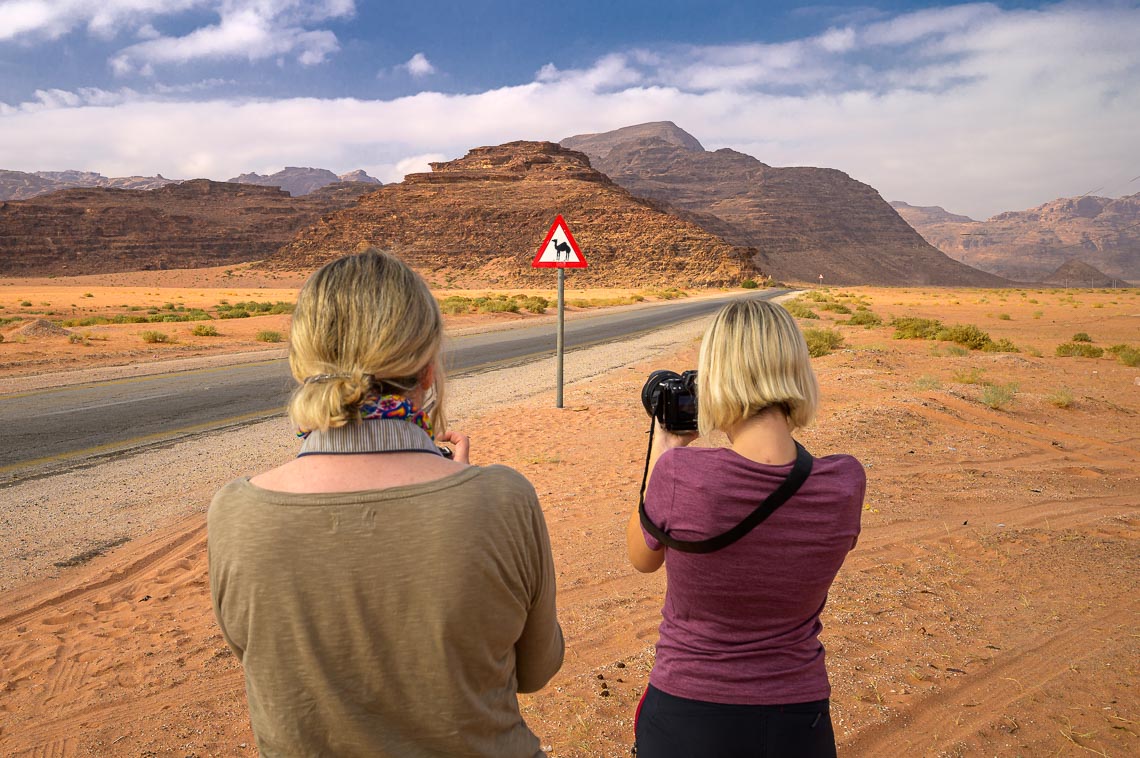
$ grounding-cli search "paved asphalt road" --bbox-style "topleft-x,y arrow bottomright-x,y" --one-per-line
0,290 -> 785,475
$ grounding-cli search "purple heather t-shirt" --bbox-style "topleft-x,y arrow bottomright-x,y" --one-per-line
642,445 -> 865,705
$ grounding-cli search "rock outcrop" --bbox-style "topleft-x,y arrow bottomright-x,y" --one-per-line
1043,260 -> 1131,288
562,123 -> 1008,286
0,180 -> 376,276
894,194 -> 1140,281
267,141 -> 759,287
228,167 -> 381,196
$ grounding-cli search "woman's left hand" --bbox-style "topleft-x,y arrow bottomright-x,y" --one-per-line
436,430 -> 470,464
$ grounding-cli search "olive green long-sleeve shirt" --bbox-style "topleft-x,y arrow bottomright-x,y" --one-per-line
208,465 -> 564,758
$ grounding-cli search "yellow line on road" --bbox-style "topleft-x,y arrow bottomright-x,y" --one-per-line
0,408 -> 281,476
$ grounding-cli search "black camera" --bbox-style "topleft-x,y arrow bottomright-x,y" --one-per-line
641,370 -> 698,432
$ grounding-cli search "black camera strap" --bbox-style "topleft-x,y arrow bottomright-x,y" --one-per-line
638,419 -> 813,554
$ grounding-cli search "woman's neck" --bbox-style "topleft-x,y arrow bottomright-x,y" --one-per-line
727,408 -> 797,465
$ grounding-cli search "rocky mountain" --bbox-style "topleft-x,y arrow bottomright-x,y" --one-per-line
890,201 -> 977,225
228,167 -> 381,196
561,122 -> 1007,286
0,180 -> 377,276
892,194 -> 1140,282
267,141 -> 758,288
0,169 -> 178,201
1044,260 -> 1131,288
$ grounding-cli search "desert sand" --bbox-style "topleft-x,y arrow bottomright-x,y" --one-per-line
1,272 -> 1137,757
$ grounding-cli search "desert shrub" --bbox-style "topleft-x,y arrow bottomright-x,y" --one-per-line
935,323 -> 993,350
256,330 -> 284,343
845,310 -> 882,327
218,309 -> 250,319
20,300 -> 32,306
952,367 -> 987,385
820,302 -> 852,314
741,279 -> 759,289
981,338 -> 1020,353
1047,388 -> 1074,408
914,375 -> 942,390
1071,332 -> 1092,342
162,302 -> 176,310
980,382 -> 1018,410
520,296 -> 548,314
652,288 -> 688,300
1055,342 -> 1103,358
83,292 -> 94,298
1113,346 -> 1140,367
783,300 -> 820,320
68,333 -> 85,344
474,295 -> 519,314
804,291 -> 830,302
998,313 -> 1012,320
0,333 -> 4,343
891,317 -> 943,340
934,344 -> 970,357
803,328 -> 843,357
439,296 -> 472,315
192,324 -> 220,337
141,330 -> 170,344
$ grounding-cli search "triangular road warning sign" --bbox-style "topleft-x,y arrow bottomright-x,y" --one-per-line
532,215 -> 588,268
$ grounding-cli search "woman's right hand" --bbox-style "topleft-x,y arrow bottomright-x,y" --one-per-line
652,420 -> 699,453
436,430 -> 471,464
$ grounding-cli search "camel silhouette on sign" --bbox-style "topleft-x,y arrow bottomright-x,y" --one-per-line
553,239 -> 573,262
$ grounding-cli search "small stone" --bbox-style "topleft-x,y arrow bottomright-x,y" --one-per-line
596,673 -> 605,680
615,662 -> 626,668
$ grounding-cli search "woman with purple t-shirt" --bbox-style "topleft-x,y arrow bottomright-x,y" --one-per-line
626,298 -> 865,757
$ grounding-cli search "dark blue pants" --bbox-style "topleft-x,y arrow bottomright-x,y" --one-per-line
634,684 -> 837,758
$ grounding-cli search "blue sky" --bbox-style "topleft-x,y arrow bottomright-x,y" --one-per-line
1,1 -> 1137,219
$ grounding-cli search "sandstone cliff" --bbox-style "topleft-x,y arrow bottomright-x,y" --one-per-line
562,123 -> 1008,286
894,194 -> 1140,282
267,141 -> 759,288
1044,260 -> 1131,288
0,180 -> 376,276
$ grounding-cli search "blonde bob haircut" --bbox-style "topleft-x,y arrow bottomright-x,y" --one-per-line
696,298 -> 819,436
287,248 -> 446,435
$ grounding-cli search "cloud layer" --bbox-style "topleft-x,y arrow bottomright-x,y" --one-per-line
1,2 -> 1137,219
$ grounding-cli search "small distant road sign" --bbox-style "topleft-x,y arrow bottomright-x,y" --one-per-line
532,215 -> 588,268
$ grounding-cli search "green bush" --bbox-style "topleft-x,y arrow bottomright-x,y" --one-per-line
891,317 -> 943,340
474,296 -> 520,314
141,330 -> 170,344
998,313 -> 1012,320
1056,342 -> 1103,358
20,300 -> 32,307
191,324 -> 220,337
1047,388 -> 1074,408
256,330 -> 284,343
219,309 -> 250,319
803,328 -> 843,357
981,338 -> 1019,353
980,382 -> 1018,410
1071,332 -> 1092,342
935,324 -> 993,350
68,333 -> 85,344
820,302 -> 852,314
783,300 -> 820,320
741,279 -> 759,289
439,296 -> 472,315
1113,346 -> 1140,367
520,296 -> 548,314
952,367 -> 987,385
845,310 -> 882,328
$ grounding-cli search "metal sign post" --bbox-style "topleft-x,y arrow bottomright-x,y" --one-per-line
556,268 -> 565,408
531,215 -> 588,409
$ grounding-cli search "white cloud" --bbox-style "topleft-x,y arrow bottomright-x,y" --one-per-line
0,0 -> 353,70
400,53 -> 435,78
0,3 -> 1136,220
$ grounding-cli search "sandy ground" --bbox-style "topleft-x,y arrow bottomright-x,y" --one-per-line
1,276 -> 1138,757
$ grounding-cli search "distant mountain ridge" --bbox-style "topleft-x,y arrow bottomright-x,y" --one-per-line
892,194 -> 1140,281
0,169 -> 179,201
227,167 -> 382,196
0,166 -> 382,202
562,122 -> 1006,286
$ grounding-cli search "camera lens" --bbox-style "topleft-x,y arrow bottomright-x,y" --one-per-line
642,370 -> 681,418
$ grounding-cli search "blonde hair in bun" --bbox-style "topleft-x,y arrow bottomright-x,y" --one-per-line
287,248 -> 445,434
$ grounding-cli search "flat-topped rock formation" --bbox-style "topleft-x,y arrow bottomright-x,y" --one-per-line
562,123 -> 1008,286
0,180 -> 377,276
895,194 -> 1140,282
267,141 -> 760,288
